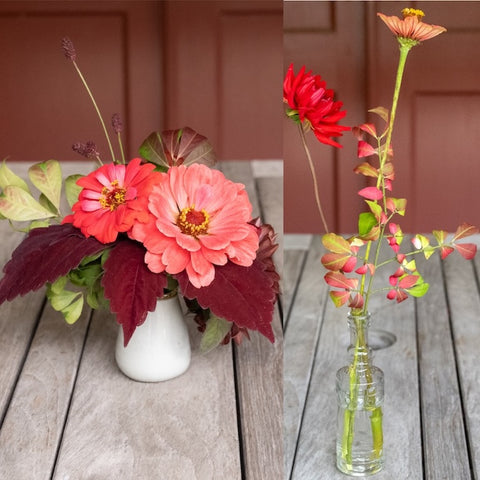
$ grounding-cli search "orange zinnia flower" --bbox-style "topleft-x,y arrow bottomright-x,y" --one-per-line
377,8 -> 446,44
63,158 -> 161,244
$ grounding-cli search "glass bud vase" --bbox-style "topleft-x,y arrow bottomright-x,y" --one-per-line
115,293 -> 191,382
336,311 -> 384,476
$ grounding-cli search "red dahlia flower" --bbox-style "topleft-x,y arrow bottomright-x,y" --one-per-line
283,64 -> 350,148
63,158 -> 161,244
130,164 -> 259,289
377,8 -> 446,44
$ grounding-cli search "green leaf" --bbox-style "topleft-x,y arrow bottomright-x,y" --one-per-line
365,200 -> 383,222
0,186 -> 56,221
27,220 -> 51,231
39,193 -> 59,215
28,160 -> 62,210
199,314 -> 232,353
433,230 -> 448,246
64,174 -> 83,209
0,161 -> 29,192
49,276 -> 68,294
358,212 -> 377,237
406,282 -> 430,298
48,288 -> 80,311
47,279 -> 84,325
63,296 -> 84,324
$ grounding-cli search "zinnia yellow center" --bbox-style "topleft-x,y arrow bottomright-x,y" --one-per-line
402,8 -> 424,19
177,205 -> 210,237
99,180 -> 127,211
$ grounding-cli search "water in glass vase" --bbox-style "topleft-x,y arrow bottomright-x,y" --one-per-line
336,365 -> 384,476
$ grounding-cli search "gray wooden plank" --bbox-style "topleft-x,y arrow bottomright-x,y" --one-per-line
53,307 -> 242,479
291,237 -> 422,479
256,175 -> 284,277
0,303 -> 90,479
0,221 -> 46,422
443,236 -> 480,479
416,252 -> 471,479
283,235 -> 327,479
234,308 -> 284,480
283,248 -> 308,329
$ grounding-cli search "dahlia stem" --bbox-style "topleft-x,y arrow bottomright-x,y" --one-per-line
298,124 -> 329,233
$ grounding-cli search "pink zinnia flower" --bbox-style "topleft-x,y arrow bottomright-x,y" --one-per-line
377,8 -> 446,44
283,64 -> 350,148
63,158 -> 161,244
130,164 -> 259,288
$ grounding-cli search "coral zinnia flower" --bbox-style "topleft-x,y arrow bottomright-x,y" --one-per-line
283,64 -> 350,148
63,158 -> 161,244
130,163 -> 259,289
377,8 -> 446,45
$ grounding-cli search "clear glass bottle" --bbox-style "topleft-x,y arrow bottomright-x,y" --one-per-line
336,312 -> 384,476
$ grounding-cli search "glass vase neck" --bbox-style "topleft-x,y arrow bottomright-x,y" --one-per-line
347,311 -> 372,366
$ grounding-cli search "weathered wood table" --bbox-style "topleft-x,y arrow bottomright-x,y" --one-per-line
0,160 -> 283,480
284,233 -> 480,480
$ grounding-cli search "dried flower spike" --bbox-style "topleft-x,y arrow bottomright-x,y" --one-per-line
61,37 -> 76,61
72,141 -> 99,160
111,113 -> 123,134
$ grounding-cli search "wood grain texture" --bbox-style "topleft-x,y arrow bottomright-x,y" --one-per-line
283,248 -> 307,331
53,308 -> 242,480
234,307 -> 284,480
443,236 -> 480,479
283,235 -> 328,478
0,220 -> 46,422
0,303 -> 90,479
416,252 -> 471,479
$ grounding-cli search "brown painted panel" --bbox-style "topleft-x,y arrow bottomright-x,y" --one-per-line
219,10 -> 283,159
163,0 -> 282,161
0,1 -> 162,162
413,93 -> 480,231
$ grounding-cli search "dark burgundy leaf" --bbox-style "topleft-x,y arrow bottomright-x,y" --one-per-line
0,224 -> 106,303
251,219 -> 280,295
102,239 -> 168,346
176,259 -> 277,343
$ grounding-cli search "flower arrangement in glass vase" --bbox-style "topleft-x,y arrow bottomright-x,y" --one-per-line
0,38 -> 279,382
284,7 -> 477,477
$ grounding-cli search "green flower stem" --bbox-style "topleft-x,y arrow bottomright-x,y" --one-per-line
72,61 -> 116,164
341,315 -> 383,468
298,124 -> 329,233
377,43 -> 412,178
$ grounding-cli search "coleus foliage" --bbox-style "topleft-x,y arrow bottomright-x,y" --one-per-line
321,108 -> 478,312
0,219 -> 278,347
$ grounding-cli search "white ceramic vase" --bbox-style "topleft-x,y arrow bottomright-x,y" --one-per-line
115,294 -> 191,382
